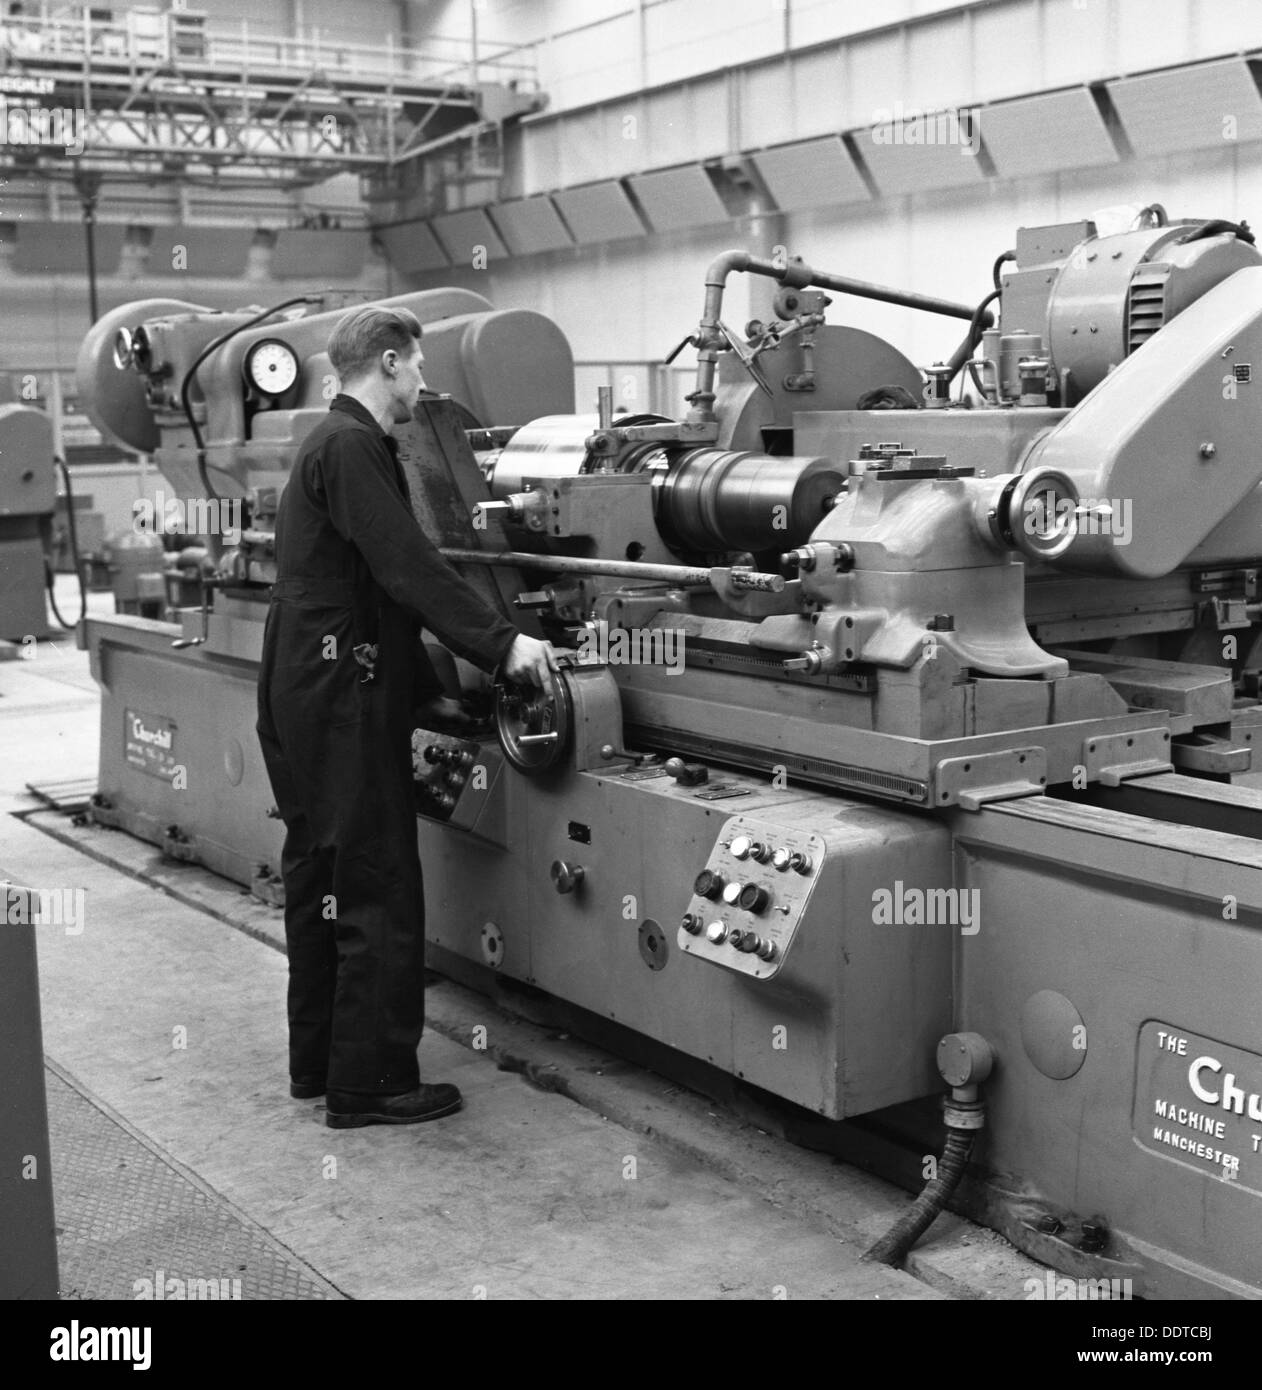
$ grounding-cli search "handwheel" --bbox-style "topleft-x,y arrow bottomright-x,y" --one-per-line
494,663 -> 573,773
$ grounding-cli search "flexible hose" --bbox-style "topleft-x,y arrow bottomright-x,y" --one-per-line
46,457 -> 88,630
1177,218 -> 1255,247
945,287 -> 1001,383
862,1127 -> 975,1266
992,248 -> 1016,291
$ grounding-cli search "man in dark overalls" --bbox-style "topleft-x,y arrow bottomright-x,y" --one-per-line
257,305 -> 555,1129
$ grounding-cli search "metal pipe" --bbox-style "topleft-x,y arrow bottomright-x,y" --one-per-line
688,248 -> 986,424
441,547 -> 716,586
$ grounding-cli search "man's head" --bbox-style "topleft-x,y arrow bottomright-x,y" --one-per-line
328,306 -> 426,424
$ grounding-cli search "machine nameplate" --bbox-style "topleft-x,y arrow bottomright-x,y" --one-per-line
693,785 -> 753,800
123,709 -> 180,783
1133,1022 -> 1262,1197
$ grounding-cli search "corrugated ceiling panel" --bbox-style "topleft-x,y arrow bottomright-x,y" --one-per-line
431,208 -> 508,263
750,136 -> 871,211
857,113 -> 988,197
627,164 -> 728,233
489,197 -> 573,256
981,88 -> 1119,178
375,221 -> 450,274
1107,58 -> 1262,157
271,230 -> 368,279
12,221 -> 125,273
552,182 -> 647,244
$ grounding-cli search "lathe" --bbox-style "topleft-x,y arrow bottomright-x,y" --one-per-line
78,207 -> 1262,1298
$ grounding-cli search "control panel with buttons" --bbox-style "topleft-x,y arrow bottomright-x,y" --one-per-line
678,814 -> 824,979
411,731 -> 508,848
412,731 -> 481,821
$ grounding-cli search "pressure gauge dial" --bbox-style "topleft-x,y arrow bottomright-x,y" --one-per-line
244,338 -> 300,397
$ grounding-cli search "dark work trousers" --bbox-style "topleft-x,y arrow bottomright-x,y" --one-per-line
255,396 -> 517,1096
258,591 -> 426,1096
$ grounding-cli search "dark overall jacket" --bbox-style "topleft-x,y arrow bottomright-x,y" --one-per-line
256,393 -> 517,1094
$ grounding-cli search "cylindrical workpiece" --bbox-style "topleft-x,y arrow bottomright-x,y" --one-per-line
657,449 -> 844,553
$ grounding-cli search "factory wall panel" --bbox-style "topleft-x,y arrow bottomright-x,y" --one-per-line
375,222 -> 451,273
835,29 -> 909,134
454,0 -> 1262,139
146,227 -> 254,279
10,222 -> 125,275
486,198 -> 574,256
981,89 -> 1120,179
969,2 -> 1044,101
395,134 -> 1262,429
638,77 -> 729,169
642,0 -> 782,90
551,183 -> 647,244
431,209 -> 509,264
534,11 -> 642,113
627,165 -> 728,233
749,137 -> 870,211
271,230 -> 369,279
1107,58 -> 1262,157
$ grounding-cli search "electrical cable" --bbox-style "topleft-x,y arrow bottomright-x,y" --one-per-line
992,248 -> 1016,292
944,286 -> 1001,386
179,295 -> 317,502
1178,218 -> 1255,247
46,457 -> 88,630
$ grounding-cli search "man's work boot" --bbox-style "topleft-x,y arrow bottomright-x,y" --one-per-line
325,1083 -> 463,1128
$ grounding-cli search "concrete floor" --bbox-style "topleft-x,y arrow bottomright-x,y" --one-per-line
1,580 -> 1024,1300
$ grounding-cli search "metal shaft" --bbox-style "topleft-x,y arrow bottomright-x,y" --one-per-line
441,548 -> 717,586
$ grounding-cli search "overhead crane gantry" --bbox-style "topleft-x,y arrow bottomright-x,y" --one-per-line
0,8 -> 540,191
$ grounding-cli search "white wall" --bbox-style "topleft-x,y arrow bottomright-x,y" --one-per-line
391,0 -> 1262,377
410,0 -> 1262,114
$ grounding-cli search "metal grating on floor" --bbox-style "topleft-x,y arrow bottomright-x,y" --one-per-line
46,1066 -> 342,1301
24,777 -> 98,813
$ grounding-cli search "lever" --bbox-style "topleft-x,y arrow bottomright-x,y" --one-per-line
664,757 -> 708,786
717,321 -> 774,398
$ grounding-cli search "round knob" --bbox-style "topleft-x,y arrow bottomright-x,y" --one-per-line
705,921 -> 728,945
721,881 -> 742,905
693,869 -> 724,900
749,841 -> 772,864
736,932 -> 761,954
436,792 -> 456,812
772,848 -> 792,872
680,912 -> 703,935
550,860 -> 585,894
790,850 -> 812,874
730,835 -> 752,860
728,928 -> 746,949
756,939 -> 778,962
423,745 -> 444,765
738,884 -> 770,914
